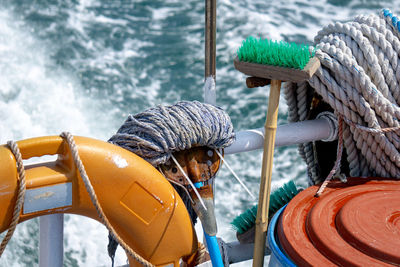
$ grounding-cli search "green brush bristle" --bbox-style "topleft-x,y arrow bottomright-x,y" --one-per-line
237,36 -> 314,70
231,180 -> 300,235
231,205 -> 258,235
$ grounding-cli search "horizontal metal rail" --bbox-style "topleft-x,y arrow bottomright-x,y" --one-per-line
225,118 -> 334,154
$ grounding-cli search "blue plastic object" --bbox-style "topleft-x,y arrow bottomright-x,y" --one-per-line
204,232 -> 224,267
194,181 -> 205,188
267,205 -> 296,267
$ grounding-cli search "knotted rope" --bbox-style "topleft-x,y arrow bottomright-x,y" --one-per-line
0,141 -> 26,257
192,242 -> 209,266
285,9 -> 400,185
108,100 -> 235,167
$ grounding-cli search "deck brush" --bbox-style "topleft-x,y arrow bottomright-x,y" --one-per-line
237,36 -> 313,69
233,36 -> 320,267
231,180 -> 300,242
234,36 -> 320,82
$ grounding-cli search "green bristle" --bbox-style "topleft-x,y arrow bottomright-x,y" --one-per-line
237,36 -> 314,70
231,180 -> 300,235
231,205 -> 258,234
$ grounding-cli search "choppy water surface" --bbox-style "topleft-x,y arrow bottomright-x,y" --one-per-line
0,0 -> 398,266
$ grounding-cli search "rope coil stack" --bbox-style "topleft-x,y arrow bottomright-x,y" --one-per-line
285,9 -> 400,185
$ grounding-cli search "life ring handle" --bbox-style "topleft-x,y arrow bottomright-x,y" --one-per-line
16,135 -> 65,160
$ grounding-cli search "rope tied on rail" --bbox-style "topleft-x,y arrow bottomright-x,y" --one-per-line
285,8 -> 400,185
108,100 -> 235,167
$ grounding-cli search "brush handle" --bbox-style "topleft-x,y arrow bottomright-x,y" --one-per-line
253,79 -> 281,267
246,77 -> 271,88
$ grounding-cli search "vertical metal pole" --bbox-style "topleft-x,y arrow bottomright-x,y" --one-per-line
39,214 -> 64,267
205,0 -> 216,80
204,2 -> 223,266
204,0 -> 217,106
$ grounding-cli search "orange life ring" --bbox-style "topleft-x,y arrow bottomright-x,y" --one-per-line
0,136 -> 197,266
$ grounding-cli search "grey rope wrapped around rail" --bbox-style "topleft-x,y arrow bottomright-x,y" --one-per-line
107,100 -> 235,264
109,100 -> 235,166
285,9 -> 400,185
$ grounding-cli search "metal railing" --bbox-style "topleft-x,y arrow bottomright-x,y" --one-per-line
39,214 -> 64,267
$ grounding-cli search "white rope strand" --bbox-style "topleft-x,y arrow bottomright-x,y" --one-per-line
215,150 -> 256,200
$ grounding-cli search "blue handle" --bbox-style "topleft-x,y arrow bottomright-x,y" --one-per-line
204,232 -> 224,267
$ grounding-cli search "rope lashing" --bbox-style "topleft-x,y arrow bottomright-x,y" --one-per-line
0,141 -> 26,257
315,114 -> 400,196
108,100 -> 235,167
284,9 -> 400,185
315,115 -> 344,197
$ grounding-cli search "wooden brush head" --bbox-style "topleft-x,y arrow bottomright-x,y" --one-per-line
234,56 -> 320,83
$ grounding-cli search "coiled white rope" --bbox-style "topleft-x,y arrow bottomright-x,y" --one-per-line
285,9 -> 400,185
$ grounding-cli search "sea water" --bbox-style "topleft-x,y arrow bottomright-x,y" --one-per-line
0,0 -> 398,266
